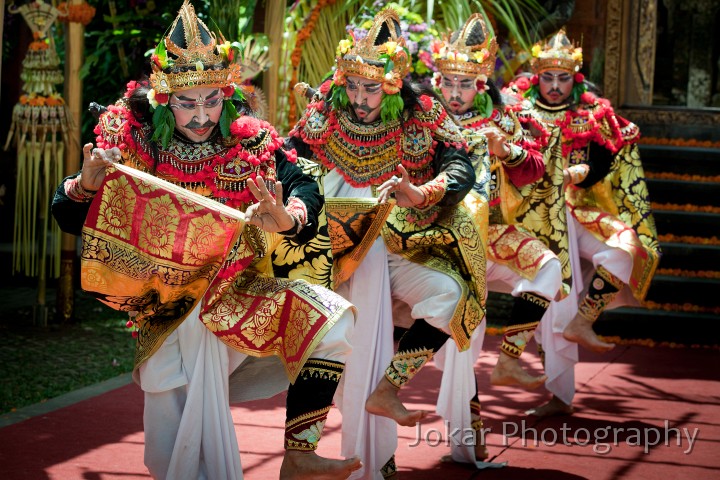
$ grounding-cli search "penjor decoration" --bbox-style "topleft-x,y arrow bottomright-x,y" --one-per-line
4,1 -> 74,299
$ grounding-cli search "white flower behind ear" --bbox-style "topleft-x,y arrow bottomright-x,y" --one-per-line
147,89 -> 159,108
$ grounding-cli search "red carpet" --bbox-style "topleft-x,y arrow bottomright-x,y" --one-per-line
1,336 -> 719,479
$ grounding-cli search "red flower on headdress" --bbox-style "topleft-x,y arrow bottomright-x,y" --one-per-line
154,93 -> 169,105
574,73 -> 585,83
531,74 -> 539,85
222,86 -> 235,98
124,80 -> 141,98
333,69 -> 346,86
513,77 -> 531,91
151,54 -> 162,69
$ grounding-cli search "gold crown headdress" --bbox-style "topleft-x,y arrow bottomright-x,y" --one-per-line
335,8 -> 410,90
149,0 -> 241,95
530,29 -> 583,73
435,13 -> 498,79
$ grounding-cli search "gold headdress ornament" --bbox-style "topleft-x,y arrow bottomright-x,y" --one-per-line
334,8 -> 410,94
434,13 -> 498,79
149,0 -> 241,96
530,29 -> 583,73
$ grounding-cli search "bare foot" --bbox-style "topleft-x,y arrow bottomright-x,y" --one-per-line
365,378 -> 428,427
475,442 -> 489,461
563,316 -> 615,353
525,395 -> 575,417
490,352 -> 547,389
280,450 -> 361,480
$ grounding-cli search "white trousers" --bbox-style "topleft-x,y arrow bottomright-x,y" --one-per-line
434,257 -> 562,466
140,303 -> 354,480
325,171 -> 462,479
537,213 -> 634,405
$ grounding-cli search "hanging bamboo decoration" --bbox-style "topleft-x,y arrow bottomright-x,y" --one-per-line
3,0 -> 77,325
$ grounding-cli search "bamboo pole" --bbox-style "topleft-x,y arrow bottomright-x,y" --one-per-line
263,0 -> 285,127
58,0 -> 86,323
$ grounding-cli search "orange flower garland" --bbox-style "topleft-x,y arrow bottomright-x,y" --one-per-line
655,268 -> 720,279
28,31 -> 49,51
19,93 -> 65,106
652,202 -> 720,214
58,1 -> 96,26
657,234 -> 720,245
640,136 -> 720,149
288,0 -> 338,125
643,300 -> 720,315
645,171 -> 720,183
598,336 -> 720,350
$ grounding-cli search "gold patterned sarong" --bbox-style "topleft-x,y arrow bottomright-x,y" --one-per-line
566,143 -> 660,300
381,191 -> 489,351
501,129 -> 572,297
81,163 -> 350,382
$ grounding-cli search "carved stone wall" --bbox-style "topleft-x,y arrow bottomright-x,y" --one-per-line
603,0 -> 720,136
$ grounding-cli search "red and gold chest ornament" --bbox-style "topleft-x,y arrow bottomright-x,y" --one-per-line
94,103 -> 291,208
290,94 -> 466,188
330,8 -> 410,123
431,13 -> 498,118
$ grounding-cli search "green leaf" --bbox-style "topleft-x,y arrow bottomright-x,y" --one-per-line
150,105 -> 175,149
474,92 -> 493,118
220,100 -> 239,138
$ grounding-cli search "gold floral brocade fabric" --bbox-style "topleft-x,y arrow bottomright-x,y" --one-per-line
382,191 -> 489,351
81,164 -> 249,368
566,144 -> 660,300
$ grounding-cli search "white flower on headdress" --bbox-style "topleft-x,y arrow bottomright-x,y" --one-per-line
475,74 -> 489,92
195,61 -> 204,71
456,53 -> 469,62
384,72 -> 394,81
147,89 -> 159,109
432,71 -> 442,89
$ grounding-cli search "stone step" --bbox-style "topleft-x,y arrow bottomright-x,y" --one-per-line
653,210 -> 720,238
648,178 -> 720,208
639,145 -> 720,176
657,242 -> 720,271
644,275 -> 720,308
595,307 -> 720,346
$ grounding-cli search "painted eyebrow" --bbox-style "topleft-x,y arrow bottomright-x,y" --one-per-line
347,80 -> 381,88
175,90 -> 220,101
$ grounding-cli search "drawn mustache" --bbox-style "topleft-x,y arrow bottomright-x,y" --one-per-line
183,119 -> 217,129
352,103 -> 372,114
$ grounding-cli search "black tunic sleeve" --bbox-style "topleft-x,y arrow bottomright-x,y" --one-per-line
432,143 -> 476,206
51,173 -> 92,236
283,135 -> 314,164
576,141 -> 614,189
275,149 -> 324,245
